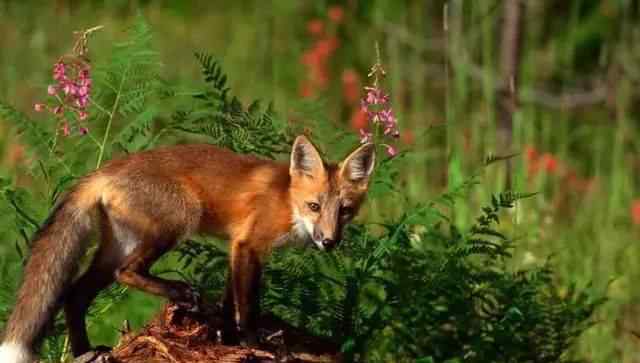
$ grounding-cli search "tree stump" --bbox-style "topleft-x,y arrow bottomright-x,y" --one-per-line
73,303 -> 341,363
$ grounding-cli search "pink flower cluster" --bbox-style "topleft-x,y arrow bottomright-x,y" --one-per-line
34,58 -> 92,136
358,69 -> 400,157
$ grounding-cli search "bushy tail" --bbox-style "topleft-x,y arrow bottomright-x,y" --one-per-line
0,180 -> 100,363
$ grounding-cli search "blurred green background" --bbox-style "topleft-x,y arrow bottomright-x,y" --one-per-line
0,0 -> 639,362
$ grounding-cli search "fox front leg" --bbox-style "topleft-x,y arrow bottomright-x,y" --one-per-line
224,239 -> 264,346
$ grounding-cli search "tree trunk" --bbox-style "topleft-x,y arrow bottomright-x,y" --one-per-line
497,0 -> 524,189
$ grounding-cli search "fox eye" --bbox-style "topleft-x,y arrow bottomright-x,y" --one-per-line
307,202 -> 321,212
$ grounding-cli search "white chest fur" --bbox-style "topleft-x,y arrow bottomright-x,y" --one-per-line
272,218 -> 312,248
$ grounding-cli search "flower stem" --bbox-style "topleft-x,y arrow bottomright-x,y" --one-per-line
85,129 -> 102,148
95,61 -> 129,169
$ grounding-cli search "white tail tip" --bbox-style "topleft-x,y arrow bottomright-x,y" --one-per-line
0,342 -> 34,363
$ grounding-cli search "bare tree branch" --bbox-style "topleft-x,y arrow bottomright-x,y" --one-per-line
382,20 -> 610,111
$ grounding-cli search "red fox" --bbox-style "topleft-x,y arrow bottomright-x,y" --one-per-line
0,135 -> 375,362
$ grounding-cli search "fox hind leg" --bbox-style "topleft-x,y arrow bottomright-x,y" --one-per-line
64,243 -> 120,357
114,236 -> 197,305
107,178 -> 201,305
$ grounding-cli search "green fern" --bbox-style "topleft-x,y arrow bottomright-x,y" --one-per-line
168,52 -> 291,159
96,15 -> 164,154
194,52 -> 230,105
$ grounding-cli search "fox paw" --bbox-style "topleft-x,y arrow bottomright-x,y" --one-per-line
72,348 -> 112,363
238,329 -> 260,348
221,326 -> 258,347
173,285 -> 202,313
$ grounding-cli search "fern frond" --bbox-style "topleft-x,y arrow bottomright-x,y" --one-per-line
168,52 -> 291,159
194,52 -> 230,103
484,152 -> 520,166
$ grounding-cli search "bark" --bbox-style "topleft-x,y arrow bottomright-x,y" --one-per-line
497,0 -> 524,189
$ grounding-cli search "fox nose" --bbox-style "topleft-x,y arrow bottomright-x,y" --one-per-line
322,238 -> 336,250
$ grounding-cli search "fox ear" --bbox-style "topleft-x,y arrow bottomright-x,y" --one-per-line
340,143 -> 376,184
290,135 -> 325,178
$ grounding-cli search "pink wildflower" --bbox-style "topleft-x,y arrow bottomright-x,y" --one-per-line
75,96 -> 89,108
364,87 -> 389,105
359,129 -> 372,144
385,144 -> 397,157
77,85 -> 89,97
379,108 -> 397,127
33,26 -> 100,138
53,62 -> 66,80
62,122 -> 71,136
62,82 -> 74,95
358,52 -> 400,156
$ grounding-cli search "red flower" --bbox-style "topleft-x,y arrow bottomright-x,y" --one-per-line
299,80 -> 315,98
342,69 -> 361,105
328,6 -> 344,24
632,199 -> 640,225
527,161 -> 540,178
350,109 -> 368,130
301,48 -> 320,67
525,145 -> 538,162
307,19 -> 324,36
315,37 -> 339,58
7,144 -> 24,167
540,153 -> 558,174
401,130 -> 415,145
311,64 -> 330,88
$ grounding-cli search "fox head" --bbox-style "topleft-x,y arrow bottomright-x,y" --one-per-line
289,135 -> 376,250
